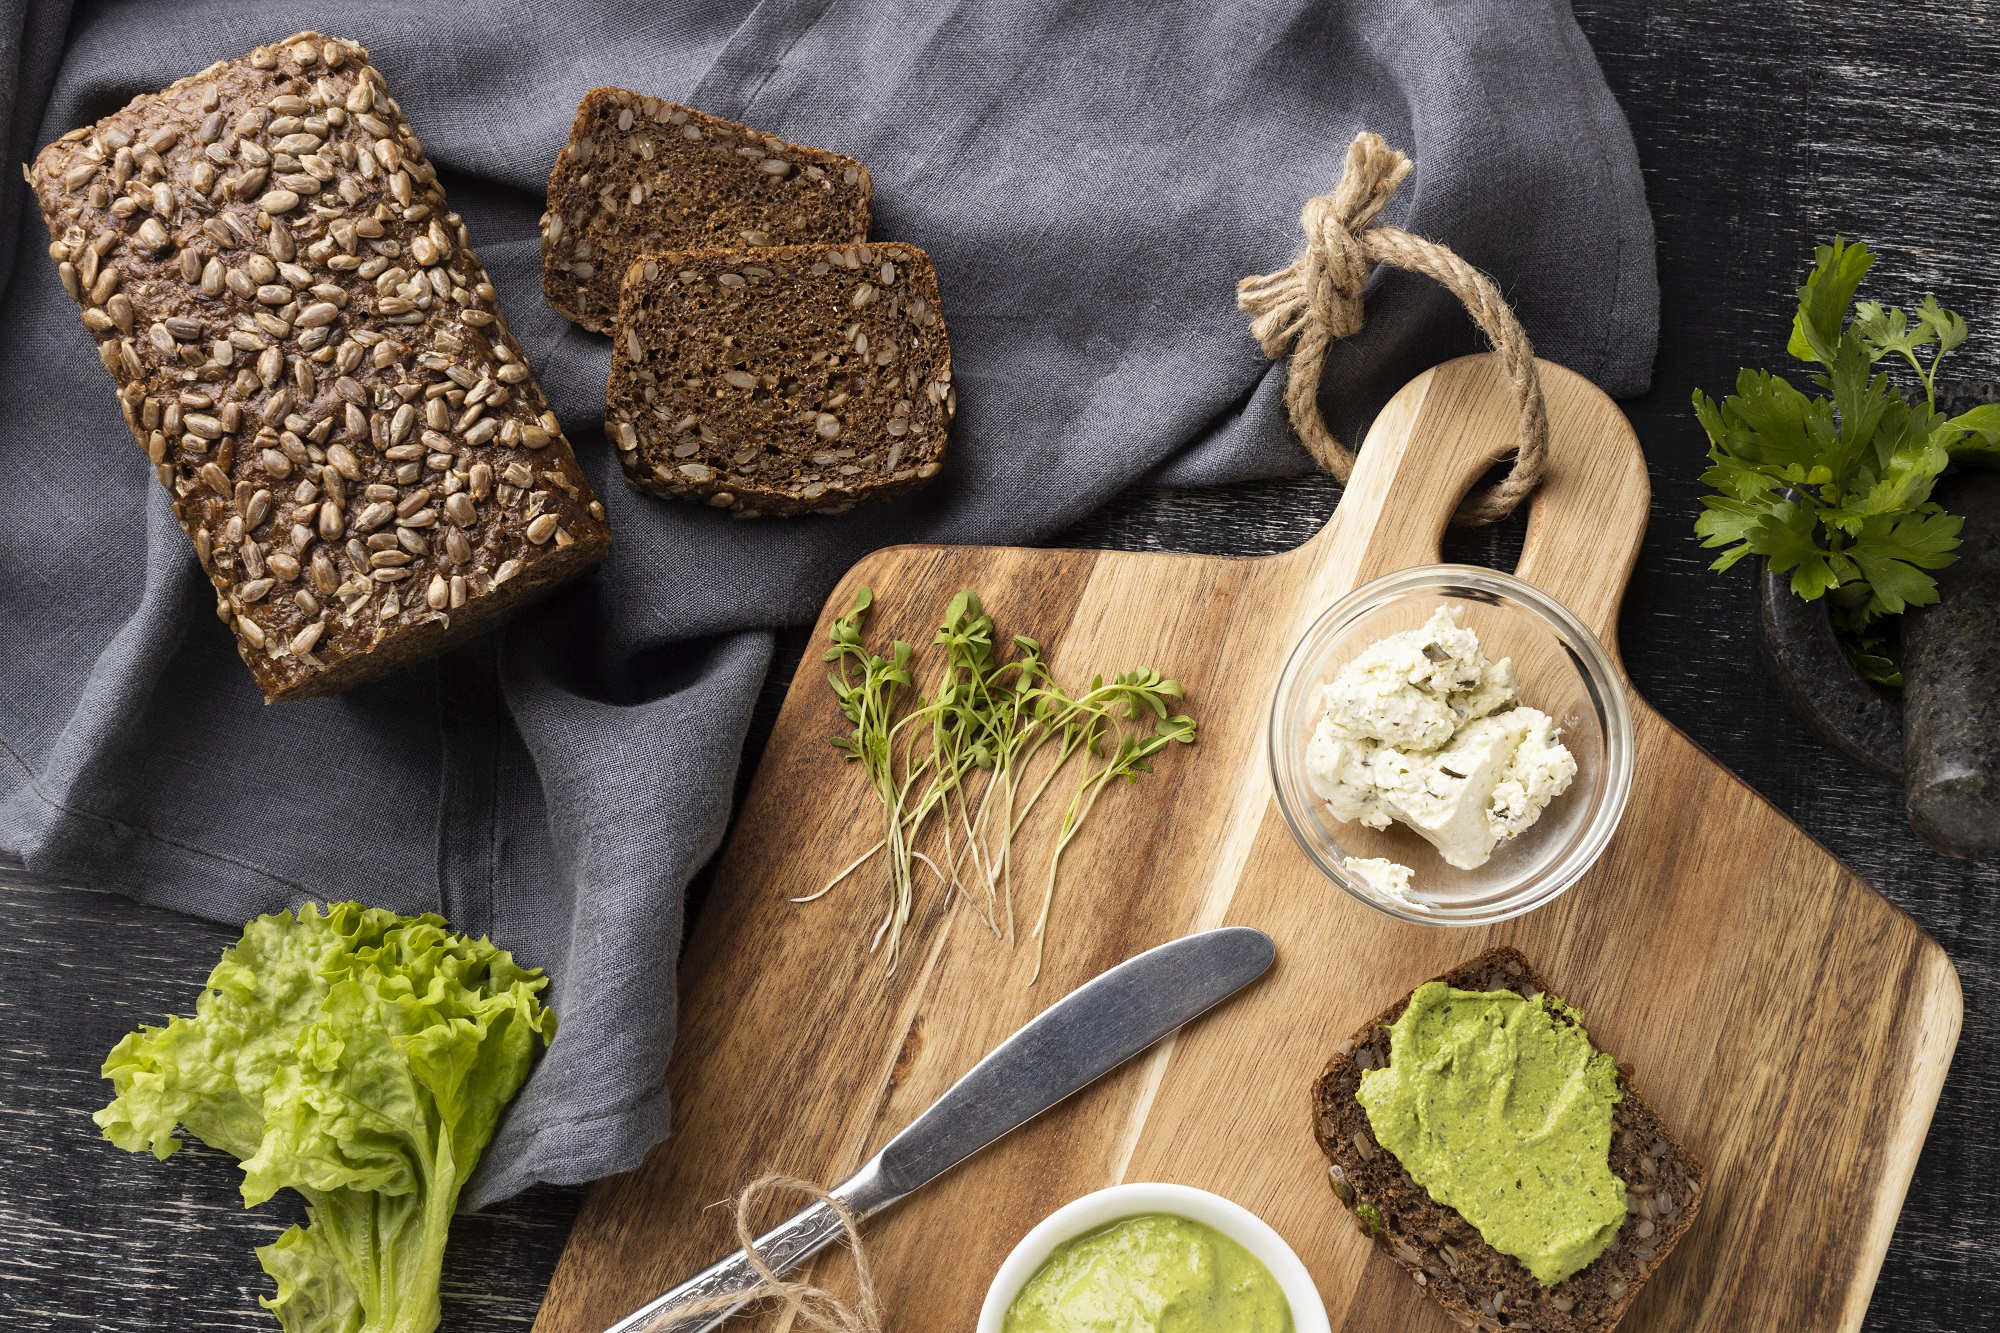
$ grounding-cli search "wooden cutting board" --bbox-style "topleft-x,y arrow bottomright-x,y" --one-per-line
534,355 -> 1960,1333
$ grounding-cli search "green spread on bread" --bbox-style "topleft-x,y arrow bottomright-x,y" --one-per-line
1356,981 -> 1627,1285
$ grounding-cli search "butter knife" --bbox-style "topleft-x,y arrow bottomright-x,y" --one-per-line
600,925 -> 1276,1333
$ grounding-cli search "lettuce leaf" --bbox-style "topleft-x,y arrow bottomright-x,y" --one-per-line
95,903 -> 555,1333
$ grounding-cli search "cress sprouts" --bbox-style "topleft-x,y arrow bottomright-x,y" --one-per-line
814,587 -> 1196,980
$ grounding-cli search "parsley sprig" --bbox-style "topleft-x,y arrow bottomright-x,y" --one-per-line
1693,239 -> 2000,683
816,587 -> 1196,979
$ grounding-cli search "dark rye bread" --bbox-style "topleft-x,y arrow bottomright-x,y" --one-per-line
541,89 -> 872,333
26,32 -> 610,704
606,242 -> 953,517
1314,947 -> 1706,1333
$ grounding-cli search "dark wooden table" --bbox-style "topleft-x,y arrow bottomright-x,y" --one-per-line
7,3 -> 1999,1330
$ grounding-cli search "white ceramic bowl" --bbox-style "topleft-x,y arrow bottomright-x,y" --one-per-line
976,1182 -> 1329,1333
1269,564 -> 1634,926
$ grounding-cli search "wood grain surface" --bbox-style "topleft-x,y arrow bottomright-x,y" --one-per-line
533,356 -> 1961,1333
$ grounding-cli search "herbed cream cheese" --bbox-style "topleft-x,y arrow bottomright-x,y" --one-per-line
1317,605 -> 1517,749
1341,856 -> 1414,902
1306,607 -> 1577,872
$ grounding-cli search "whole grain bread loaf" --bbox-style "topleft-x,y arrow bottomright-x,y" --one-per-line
541,89 -> 872,333
27,31 -> 611,704
606,241 -> 952,517
1314,947 -> 1705,1333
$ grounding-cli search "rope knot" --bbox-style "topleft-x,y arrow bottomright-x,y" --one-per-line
1298,193 -> 1367,339
1304,134 -> 1411,339
1237,131 -> 1548,526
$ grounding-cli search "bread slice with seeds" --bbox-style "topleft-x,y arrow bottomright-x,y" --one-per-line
27,31 -> 611,703
1314,947 -> 1705,1333
541,89 -> 872,333
606,241 -> 953,518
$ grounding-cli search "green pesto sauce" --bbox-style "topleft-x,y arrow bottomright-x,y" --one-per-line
1001,1213 -> 1294,1333
1357,982 -> 1626,1286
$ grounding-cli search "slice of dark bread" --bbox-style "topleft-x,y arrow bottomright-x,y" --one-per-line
1314,947 -> 1705,1333
541,89 -> 872,333
605,242 -> 953,518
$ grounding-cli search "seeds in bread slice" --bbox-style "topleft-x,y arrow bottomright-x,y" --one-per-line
1313,947 -> 1706,1333
606,242 -> 953,518
541,89 -> 871,333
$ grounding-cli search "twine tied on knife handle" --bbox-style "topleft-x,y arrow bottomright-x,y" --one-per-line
653,1175 -> 882,1333
1237,131 -> 1549,526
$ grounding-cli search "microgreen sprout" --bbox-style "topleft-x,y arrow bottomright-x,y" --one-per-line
814,586 -> 1196,978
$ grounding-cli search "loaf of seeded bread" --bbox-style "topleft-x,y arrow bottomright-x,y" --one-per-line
606,241 -> 952,517
1314,947 -> 1705,1333
541,89 -> 872,333
27,32 -> 611,704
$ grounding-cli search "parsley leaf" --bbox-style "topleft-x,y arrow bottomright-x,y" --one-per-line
1788,236 -> 1874,365
1945,402 -> 2000,464
1692,238 -> 1987,682
1847,507 -> 1962,616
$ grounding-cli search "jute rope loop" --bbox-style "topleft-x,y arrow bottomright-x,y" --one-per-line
660,1175 -> 883,1333
1237,132 -> 1549,526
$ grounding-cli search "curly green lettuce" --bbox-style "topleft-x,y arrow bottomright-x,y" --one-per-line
94,902 -> 556,1333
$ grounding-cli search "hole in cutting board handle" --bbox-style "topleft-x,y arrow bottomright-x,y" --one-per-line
1440,460 -> 1532,576
1301,355 -> 1651,654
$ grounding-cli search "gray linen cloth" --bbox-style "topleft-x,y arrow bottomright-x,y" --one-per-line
0,0 -> 1655,1207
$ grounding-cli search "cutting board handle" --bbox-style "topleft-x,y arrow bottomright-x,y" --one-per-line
1297,354 -> 1652,656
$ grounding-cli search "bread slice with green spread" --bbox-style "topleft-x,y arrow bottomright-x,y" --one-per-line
1313,947 -> 1705,1333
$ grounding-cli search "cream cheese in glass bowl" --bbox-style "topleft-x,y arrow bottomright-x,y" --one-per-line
1270,564 -> 1634,926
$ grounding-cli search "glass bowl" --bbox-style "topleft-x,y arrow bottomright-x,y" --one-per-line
1269,564 -> 1634,926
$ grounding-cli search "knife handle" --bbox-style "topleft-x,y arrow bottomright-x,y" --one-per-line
599,1164 -> 899,1333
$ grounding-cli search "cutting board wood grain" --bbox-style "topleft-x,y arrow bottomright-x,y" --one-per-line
534,356 -> 1960,1333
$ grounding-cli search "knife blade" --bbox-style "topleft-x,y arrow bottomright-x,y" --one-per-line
600,925 -> 1276,1333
